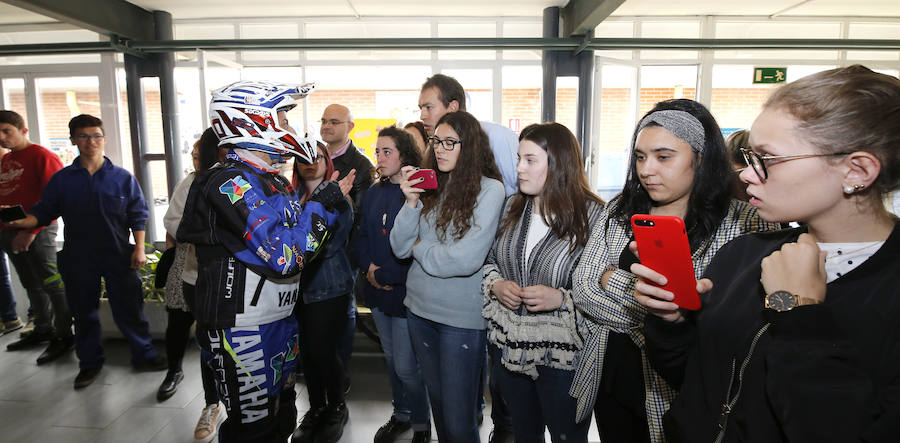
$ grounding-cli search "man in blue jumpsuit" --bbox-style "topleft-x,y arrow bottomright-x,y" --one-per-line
8,113 -> 165,389
178,81 -> 355,443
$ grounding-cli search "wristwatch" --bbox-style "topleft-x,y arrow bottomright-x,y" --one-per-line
764,290 -> 821,312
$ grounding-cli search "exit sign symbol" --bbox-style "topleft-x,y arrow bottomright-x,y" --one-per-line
754,67 -> 787,84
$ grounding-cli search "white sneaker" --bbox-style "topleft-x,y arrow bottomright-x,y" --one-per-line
194,403 -> 222,442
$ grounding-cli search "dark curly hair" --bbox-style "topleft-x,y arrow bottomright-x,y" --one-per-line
377,126 -> 422,182
609,98 -> 733,252
421,111 -> 502,241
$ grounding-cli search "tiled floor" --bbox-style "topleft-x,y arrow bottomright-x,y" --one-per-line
0,279 -> 600,442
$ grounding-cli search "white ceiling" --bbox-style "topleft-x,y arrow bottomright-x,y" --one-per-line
0,0 -> 898,28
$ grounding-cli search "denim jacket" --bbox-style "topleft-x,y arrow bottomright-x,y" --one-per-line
300,196 -> 355,303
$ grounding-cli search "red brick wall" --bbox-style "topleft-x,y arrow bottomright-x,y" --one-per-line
709,87 -> 773,130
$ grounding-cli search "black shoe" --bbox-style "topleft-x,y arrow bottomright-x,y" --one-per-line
411,429 -> 431,443
156,370 -> 184,402
36,336 -> 74,365
135,355 -> 168,372
7,329 -> 53,351
292,407 -> 325,443
488,428 -> 515,443
374,416 -> 412,443
74,366 -> 102,389
315,402 -> 349,443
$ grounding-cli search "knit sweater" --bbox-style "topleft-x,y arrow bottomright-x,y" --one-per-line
482,197 -> 604,378
390,177 -> 505,330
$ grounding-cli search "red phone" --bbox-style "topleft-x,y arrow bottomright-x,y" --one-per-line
410,169 -> 438,190
630,214 -> 701,310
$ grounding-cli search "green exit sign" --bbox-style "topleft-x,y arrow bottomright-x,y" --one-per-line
754,67 -> 787,84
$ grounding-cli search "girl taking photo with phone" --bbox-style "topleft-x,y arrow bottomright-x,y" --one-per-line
571,99 -> 777,443
482,123 -> 604,442
390,111 -> 505,443
354,126 -> 431,443
637,65 -> 900,442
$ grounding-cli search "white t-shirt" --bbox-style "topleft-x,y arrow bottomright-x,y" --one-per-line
525,210 -> 550,265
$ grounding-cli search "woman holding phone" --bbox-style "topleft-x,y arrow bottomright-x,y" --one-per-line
637,65 -> 900,442
570,99 -> 777,443
390,111 -> 505,443
482,123 -> 604,442
354,126 -> 431,443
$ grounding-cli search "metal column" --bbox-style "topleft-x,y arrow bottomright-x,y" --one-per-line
541,7 -> 559,123
154,11 -> 183,195
124,53 -> 157,240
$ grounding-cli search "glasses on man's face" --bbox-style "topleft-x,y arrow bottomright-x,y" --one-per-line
427,136 -> 461,151
320,119 -> 349,127
740,148 -> 851,181
74,134 -> 105,141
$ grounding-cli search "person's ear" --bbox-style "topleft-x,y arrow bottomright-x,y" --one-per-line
842,151 -> 882,192
448,100 -> 459,113
20,127 -> 28,138
348,121 -> 355,132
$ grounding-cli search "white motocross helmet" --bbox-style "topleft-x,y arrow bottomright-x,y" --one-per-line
209,80 -> 318,164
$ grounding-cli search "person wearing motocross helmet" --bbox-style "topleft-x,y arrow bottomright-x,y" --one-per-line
177,80 -> 356,443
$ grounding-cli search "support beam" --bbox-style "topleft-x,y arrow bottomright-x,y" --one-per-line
562,0 -> 625,37
2,0 -> 155,41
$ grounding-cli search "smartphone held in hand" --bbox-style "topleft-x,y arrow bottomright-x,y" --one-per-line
410,169 -> 438,190
631,214 -> 701,310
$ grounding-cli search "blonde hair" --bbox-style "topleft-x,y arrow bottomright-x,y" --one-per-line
764,65 -> 900,197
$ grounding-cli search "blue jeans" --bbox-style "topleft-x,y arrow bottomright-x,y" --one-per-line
0,251 -> 16,322
372,308 -> 430,431
408,312 -> 485,443
492,346 -> 590,443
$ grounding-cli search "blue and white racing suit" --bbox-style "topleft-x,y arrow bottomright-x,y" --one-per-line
178,151 -> 341,442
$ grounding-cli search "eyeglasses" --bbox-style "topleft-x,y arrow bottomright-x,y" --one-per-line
740,148 -> 851,180
320,119 -> 349,127
427,136 -> 461,151
73,134 -> 105,141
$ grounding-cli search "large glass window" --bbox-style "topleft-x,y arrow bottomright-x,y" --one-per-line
638,65 -> 698,115
438,22 -> 497,60
306,22 -> 431,61
1,78 -> 28,123
594,65 -> 636,196
501,66 -> 541,133
441,68 -> 493,122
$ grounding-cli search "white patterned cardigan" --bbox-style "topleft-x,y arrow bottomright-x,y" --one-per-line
482,197 -> 605,378
570,197 -> 779,442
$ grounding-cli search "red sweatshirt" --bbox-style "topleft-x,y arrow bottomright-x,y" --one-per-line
0,143 -> 63,233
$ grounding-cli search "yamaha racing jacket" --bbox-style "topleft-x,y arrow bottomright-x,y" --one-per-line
178,156 -> 340,329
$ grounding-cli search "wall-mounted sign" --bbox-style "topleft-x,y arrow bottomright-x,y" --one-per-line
754,67 -> 787,84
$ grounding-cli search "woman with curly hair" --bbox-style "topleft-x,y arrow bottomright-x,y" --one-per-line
390,111 -> 505,443
355,126 -> 431,443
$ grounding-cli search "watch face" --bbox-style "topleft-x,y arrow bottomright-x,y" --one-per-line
767,291 -> 796,311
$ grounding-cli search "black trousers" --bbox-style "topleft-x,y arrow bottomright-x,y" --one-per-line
164,283 -> 217,405
296,293 -> 350,409
594,331 -> 651,443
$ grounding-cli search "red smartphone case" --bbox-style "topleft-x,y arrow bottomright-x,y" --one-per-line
410,169 -> 437,189
630,214 -> 701,310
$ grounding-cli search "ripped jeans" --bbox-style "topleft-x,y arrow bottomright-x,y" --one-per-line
408,312 -> 485,443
